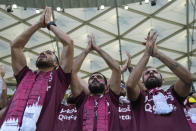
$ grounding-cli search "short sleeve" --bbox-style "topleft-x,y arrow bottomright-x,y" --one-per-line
14,66 -> 31,85
55,66 -> 72,86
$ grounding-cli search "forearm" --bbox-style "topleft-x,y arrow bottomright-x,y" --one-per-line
155,51 -> 194,85
73,49 -> 90,73
0,107 -> 7,119
126,52 -> 150,89
11,23 -> 41,49
95,47 -> 120,71
50,25 -> 73,46
2,81 -> 7,108
70,74 -> 83,97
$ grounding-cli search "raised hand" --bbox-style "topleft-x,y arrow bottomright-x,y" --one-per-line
126,51 -> 131,61
86,35 -> 93,52
38,8 -> 47,27
0,65 -> 5,78
151,33 -> 159,57
144,32 -> 158,56
44,7 -> 52,25
90,33 -> 99,50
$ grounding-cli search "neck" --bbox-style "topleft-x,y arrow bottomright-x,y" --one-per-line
38,67 -> 55,72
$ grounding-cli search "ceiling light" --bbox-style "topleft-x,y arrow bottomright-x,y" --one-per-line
168,0 -> 172,1
35,9 -> 40,14
12,4 -> 17,9
56,7 -> 61,11
145,0 -> 150,4
124,5 -> 129,10
100,5 -> 105,10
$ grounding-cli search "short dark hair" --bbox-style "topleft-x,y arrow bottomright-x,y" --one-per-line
89,72 -> 107,85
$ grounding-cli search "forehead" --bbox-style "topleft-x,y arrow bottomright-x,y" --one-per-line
91,73 -> 104,77
144,68 -> 158,73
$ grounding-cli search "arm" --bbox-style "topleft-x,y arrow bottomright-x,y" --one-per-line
126,32 -> 157,101
153,49 -> 194,97
70,36 -> 93,97
1,80 -> 7,108
11,9 -> 46,75
91,34 -> 121,95
70,39 -> 92,96
192,93 -> 196,99
0,107 -> 7,120
45,7 -> 73,73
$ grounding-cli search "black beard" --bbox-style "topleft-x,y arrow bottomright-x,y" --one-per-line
88,83 -> 105,94
144,77 -> 162,90
36,59 -> 54,69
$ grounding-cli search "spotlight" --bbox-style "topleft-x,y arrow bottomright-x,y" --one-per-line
35,9 -> 40,14
151,0 -> 157,6
56,7 -> 61,11
98,5 -> 105,10
145,0 -> 150,4
6,5 -> 13,12
12,4 -> 17,9
124,5 -> 129,10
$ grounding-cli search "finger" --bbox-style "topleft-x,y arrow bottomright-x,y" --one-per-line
151,32 -> 156,39
152,33 -> 158,43
147,32 -> 150,40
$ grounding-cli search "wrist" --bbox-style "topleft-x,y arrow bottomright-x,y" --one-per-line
144,51 -> 150,57
47,21 -> 57,30
35,22 -> 42,28
154,50 -> 160,58
85,49 -> 90,54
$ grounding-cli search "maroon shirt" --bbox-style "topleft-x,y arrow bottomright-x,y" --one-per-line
119,97 -> 136,131
54,104 -> 78,131
132,87 -> 191,131
75,89 -> 120,131
0,66 -> 71,131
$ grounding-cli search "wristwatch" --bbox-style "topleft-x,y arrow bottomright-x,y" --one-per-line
47,21 -> 57,30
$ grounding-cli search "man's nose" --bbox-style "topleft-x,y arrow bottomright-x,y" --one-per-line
149,71 -> 154,76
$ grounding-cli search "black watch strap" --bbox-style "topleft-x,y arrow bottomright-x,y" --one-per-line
47,21 -> 56,30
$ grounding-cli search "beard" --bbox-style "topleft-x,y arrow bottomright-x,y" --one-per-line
88,83 -> 105,94
36,59 -> 54,69
144,76 -> 162,90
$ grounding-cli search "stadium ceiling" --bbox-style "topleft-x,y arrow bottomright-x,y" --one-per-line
0,0 -> 196,87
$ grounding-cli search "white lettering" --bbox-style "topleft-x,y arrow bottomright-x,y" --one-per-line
145,103 -> 152,112
119,115 -> 131,120
58,114 -> 77,121
119,105 -> 131,112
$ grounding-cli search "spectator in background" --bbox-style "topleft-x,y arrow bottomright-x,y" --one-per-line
0,65 -> 7,119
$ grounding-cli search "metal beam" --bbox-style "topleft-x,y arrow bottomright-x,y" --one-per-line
186,0 -> 191,71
